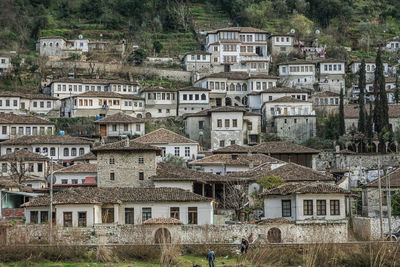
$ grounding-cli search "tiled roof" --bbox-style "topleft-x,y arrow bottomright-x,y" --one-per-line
249,74 -> 279,80
198,71 -> 250,80
178,86 -> 211,92
74,91 -> 143,100
22,187 -> 212,207
263,87 -> 309,94
189,154 -> 282,166
184,106 -> 249,118
208,27 -> 268,34
95,112 -> 144,124
0,92 -> 57,100
1,135 -> 93,145
278,60 -> 316,65
224,163 -> 276,179
0,114 -> 54,125
0,177 -> 33,192
267,96 -> 309,103
0,150 -> 49,161
251,142 -> 319,154
152,162 -> 229,182
213,144 -> 252,154
263,182 -> 349,196
363,169 -> 400,188
134,128 -> 198,144
52,78 -> 138,85
184,51 -> 211,56
72,152 -> 97,161
312,91 -> 340,97
143,217 -> 183,225
54,163 -> 97,173
140,86 -> 177,92
91,140 -> 161,153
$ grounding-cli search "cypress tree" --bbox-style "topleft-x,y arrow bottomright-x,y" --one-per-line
358,59 -> 366,134
395,75 -> 400,104
339,87 -> 345,136
366,101 -> 373,145
373,49 -> 390,134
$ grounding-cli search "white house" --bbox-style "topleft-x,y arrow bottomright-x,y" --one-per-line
262,182 -> 349,222
0,92 -> 58,115
205,27 -> 270,73
134,128 -> 199,161
183,51 -> 211,72
385,38 -> 400,53
349,59 -> 389,80
95,112 -> 145,137
0,55 -> 11,74
177,86 -> 210,116
0,135 -> 92,165
0,113 -> 55,141
139,86 -> 178,118
278,60 -> 316,89
269,34 -> 294,56
54,163 -> 97,185
39,36 -> 66,57
23,187 -> 214,226
316,59 -> 345,93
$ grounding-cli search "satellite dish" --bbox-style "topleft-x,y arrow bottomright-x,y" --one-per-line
290,29 -> 296,34
78,34 -> 83,39
315,29 -> 320,35
100,34 -> 103,38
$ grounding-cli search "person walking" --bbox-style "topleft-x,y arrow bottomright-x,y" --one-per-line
241,238 -> 249,254
207,250 -> 215,267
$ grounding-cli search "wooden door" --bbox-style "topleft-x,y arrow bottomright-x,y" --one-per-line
100,125 -> 106,136
267,227 -> 282,243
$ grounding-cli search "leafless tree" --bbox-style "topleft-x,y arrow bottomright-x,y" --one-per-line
8,153 -> 29,184
224,180 -> 248,221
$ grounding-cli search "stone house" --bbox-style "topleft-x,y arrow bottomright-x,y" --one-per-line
0,92 -> 57,115
262,182 -> 349,222
177,86 -> 210,116
61,91 -> 145,118
349,59 -> 389,81
71,152 -> 97,164
362,169 -> 400,217
53,163 -> 97,186
139,86 -> 178,118
183,51 -> 211,72
278,60 -> 316,89
0,135 -> 92,165
213,142 -> 320,168
23,187 -> 213,226
312,91 -> 340,106
95,112 -> 145,138
0,113 -> 55,141
316,59 -> 345,93
184,106 -> 261,149
194,72 -> 279,107
92,139 -> 161,188
262,96 -> 316,143
385,38 -> 400,53
39,36 -> 66,57
50,78 -> 140,100
351,77 -> 396,102
0,150 -> 49,189
0,55 -> 11,74
269,34 -> 295,56
134,128 -> 199,161
205,27 -> 270,73
248,87 -> 309,114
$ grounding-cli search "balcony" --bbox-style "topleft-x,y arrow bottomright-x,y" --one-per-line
241,56 -> 270,62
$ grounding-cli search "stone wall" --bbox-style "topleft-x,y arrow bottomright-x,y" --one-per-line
352,216 -> 400,240
4,222 -> 348,245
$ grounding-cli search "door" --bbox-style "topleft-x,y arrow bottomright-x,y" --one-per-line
267,227 -> 282,243
100,125 -> 106,136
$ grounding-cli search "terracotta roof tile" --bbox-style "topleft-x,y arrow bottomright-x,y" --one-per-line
74,91 -> 143,100
189,154 -> 282,166
261,162 -> 334,182
140,86 -> 178,92
72,152 -> 97,161
0,114 -> 54,125
213,144 -> 252,154
0,92 -> 57,100
312,91 -> 340,97
92,140 -> 161,153
184,106 -> 249,118
340,104 -> 400,119
54,163 -> 97,173
178,86 -> 211,92
95,112 -> 144,124
263,182 -> 350,196
267,96 -> 309,103
1,135 -> 93,145
0,150 -> 49,161
52,78 -> 138,85
364,168 -> 400,188
134,128 -> 198,144
251,142 -> 320,154
208,27 -> 268,34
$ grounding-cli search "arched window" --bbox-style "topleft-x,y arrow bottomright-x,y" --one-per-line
63,148 -> 69,156
242,96 -> 248,105
50,147 -> 56,157
236,84 -> 241,91
201,94 -> 206,100
230,84 -> 235,91
71,148 -> 77,156
43,43 -> 46,47
225,97 -> 232,106
6,148 -> 11,154
79,148 -> 84,155
242,84 -> 247,91
49,42 -> 53,47
367,65 -> 370,71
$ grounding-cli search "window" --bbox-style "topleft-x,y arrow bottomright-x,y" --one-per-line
282,200 -> 291,217
142,208 -> 152,221
2,126 -> 6,134
102,208 -> 114,223
174,147 -> 180,156
232,119 -> 237,127
247,122 -> 253,131
63,148 -> 69,156
13,100 -> 18,107
26,127 -> 31,135
63,212 -> 72,227
37,163 -> 43,172
71,148 -> 77,156
136,124 -> 141,132
72,179 -> 78,184
18,127 -> 23,135
40,211 -> 48,223
1,163 -> 7,172
188,207 -> 198,224
109,157 -> 115,164
219,140 -> 225,147
61,179 -> 68,184
110,172 -> 115,180
31,211 -> 39,224
185,147 -> 190,157
225,119 -> 230,127
50,147 -> 55,156
78,212 -> 87,227
330,200 -> 340,215
125,208 -> 134,224
303,200 -> 313,215
170,207 -> 180,219
139,172 -> 144,180
11,127 -> 16,135
112,124 -> 117,131
198,121 -> 204,130
217,119 -> 222,127
317,200 -> 326,215
138,156 -> 144,164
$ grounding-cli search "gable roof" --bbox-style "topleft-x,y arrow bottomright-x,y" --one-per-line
140,86 -> 177,92
178,86 -> 211,92
72,152 -> 97,161
213,144 -> 252,154
312,91 -> 340,98
73,91 -> 143,100
95,112 -> 144,124
267,96 -> 310,104
134,128 -> 198,144
23,187 -> 212,207
0,114 -> 54,125
1,135 -> 93,146
54,163 -> 97,174
0,92 -> 57,100
0,150 -> 49,161
262,87 -> 309,94
363,168 -> 400,188
51,78 -> 138,85
189,154 -> 282,166
196,72 -> 278,82
262,182 -> 349,196
91,140 -> 161,153
251,142 -> 319,154
184,106 -> 249,118
208,27 -> 268,34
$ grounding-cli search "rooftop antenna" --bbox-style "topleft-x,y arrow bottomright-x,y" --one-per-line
290,29 -> 296,34
315,29 -> 320,35
78,34 -> 83,40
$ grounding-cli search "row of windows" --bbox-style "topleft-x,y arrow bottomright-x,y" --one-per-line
223,44 -> 236,51
219,31 -> 238,40
314,97 -> 339,105
288,65 -> 314,73
110,124 -> 141,132
57,84 -> 106,92
61,178 -> 85,185
182,94 -> 207,101
250,62 -> 267,69
1,162 -> 43,173
219,139 -> 236,147
109,155 -> 144,165
109,171 -> 145,181
0,100 -> 51,109
275,37 -> 291,43
124,100 -> 143,107
2,126 -> 52,136
217,119 -> 238,128
111,84 -> 137,93
147,93 -> 176,101
190,55 -> 207,60
282,118 -> 309,124
323,64 -> 342,72
5,147 -> 86,157
281,199 -> 340,217
223,56 -> 237,63
269,106 -> 310,116
159,147 -> 191,157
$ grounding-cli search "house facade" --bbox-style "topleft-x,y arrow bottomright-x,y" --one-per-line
349,60 -> 389,81
177,87 -> 210,116
278,60 -> 316,89
95,112 -> 145,138
0,92 -> 57,115
53,163 -> 97,185
0,55 -> 11,74
269,34 -> 294,56
317,60 -> 345,93
140,87 -> 178,118
183,51 -> 211,72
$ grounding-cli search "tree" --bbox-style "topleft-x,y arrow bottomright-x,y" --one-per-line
366,101 -> 374,145
358,59 -> 367,134
128,49 -> 147,66
258,175 -> 285,190
153,40 -> 163,55
373,49 -> 390,136
339,87 -> 345,136
224,180 -> 248,221
394,75 -> 400,104
391,191 -> 400,216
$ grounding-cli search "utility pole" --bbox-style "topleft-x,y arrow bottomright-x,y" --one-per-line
378,159 -> 383,239
347,157 -> 352,217
49,158 -> 53,244
387,168 -> 392,236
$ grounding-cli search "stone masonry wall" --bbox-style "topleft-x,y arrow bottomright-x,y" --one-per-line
5,222 -> 348,245
353,216 -> 400,240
